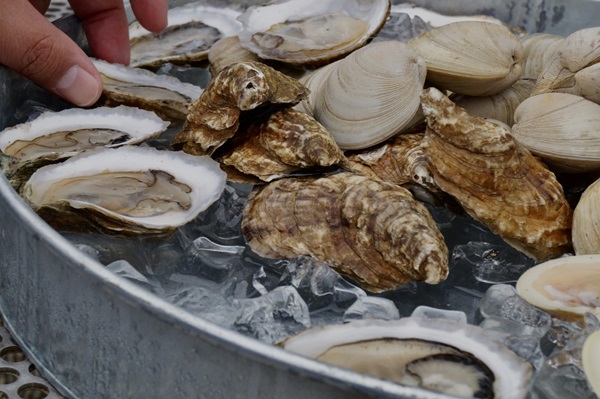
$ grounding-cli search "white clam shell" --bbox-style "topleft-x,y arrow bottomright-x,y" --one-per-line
583,330 -> 600,396
520,33 -> 564,80
573,178 -> 600,255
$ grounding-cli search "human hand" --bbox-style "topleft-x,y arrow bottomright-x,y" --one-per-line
0,0 -> 168,107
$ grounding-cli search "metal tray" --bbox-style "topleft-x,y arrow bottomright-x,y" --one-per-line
1,1 -> 598,398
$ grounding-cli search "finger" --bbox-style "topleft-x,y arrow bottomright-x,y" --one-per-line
29,0 -> 50,14
0,1 -> 102,107
130,0 -> 168,32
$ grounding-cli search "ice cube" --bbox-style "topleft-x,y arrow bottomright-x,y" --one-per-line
343,296 -> 400,322
177,237 -> 245,284
411,305 -> 468,324
531,362 -> 597,399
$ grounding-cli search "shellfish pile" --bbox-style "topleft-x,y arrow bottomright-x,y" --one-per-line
1,0 -> 600,398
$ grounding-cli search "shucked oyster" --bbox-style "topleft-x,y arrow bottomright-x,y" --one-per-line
282,317 -> 532,399
21,146 -> 226,235
242,172 -> 449,293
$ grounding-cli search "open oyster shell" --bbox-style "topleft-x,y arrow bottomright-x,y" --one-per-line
516,255 -> 600,321
237,0 -> 390,66
421,87 -> 572,261
241,172 -> 448,293
21,146 -> 226,236
583,330 -> 600,396
281,318 -> 532,399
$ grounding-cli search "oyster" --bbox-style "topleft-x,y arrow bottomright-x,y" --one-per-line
281,318 -> 532,399
21,146 -> 226,235
172,61 -> 308,155
241,172 -> 448,293
297,41 -> 426,150
92,58 -> 203,122
421,87 -> 572,261
408,21 -> 524,96
583,330 -> 600,396
129,3 -> 243,68
0,106 -> 169,189
237,0 -> 390,66
516,255 -> 600,321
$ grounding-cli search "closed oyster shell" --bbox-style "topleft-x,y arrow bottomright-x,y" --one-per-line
408,21 -> 524,96
421,87 -> 572,261
242,172 -> 449,293
172,61 -> 309,155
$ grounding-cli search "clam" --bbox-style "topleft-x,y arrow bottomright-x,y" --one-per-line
297,40 -> 427,150
21,146 -> 226,236
408,21 -> 524,96
512,93 -> 600,173
281,317 -> 532,398
583,330 -> 600,396
516,255 -> 600,321
520,33 -> 564,80
572,178 -> 600,254
241,172 -> 449,293
421,87 -> 572,261
207,36 -> 260,77
92,58 -> 203,122
236,0 -> 390,66
129,3 -> 243,68
172,61 -> 308,155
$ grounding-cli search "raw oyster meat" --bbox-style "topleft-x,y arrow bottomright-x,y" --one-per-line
21,146 -> 226,236
516,255 -> 600,321
93,58 -> 203,122
421,87 -> 572,261
172,61 -> 308,155
237,0 -> 390,66
241,172 -> 449,293
0,106 -> 169,189
129,3 -> 243,67
282,317 -> 532,398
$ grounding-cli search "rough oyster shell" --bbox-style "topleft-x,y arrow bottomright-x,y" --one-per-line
172,61 -> 308,155
93,58 -> 203,122
516,255 -> 600,321
21,146 -> 226,236
583,330 -> 600,396
237,0 -> 390,66
408,21 -> 524,96
297,41 -> 427,150
241,172 -> 449,293
421,87 -> 572,261
129,3 -> 243,68
281,318 -> 532,399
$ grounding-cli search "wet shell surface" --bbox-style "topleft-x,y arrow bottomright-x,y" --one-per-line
516,255 -> 600,321
408,21 -> 524,96
583,330 -> 600,396
237,0 -> 390,65
572,178 -> 600,255
298,41 -> 427,150
21,146 -> 226,236
421,87 -> 573,261
172,61 -> 309,155
92,58 -> 203,122
520,33 -> 564,80
282,317 -> 532,399
241,172 -> 449,293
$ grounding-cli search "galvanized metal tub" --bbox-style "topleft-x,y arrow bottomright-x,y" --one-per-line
0,1 -> 598,398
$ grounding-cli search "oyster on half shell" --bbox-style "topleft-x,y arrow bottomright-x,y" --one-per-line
281,317 -> 532,399
21,146 -> 226,235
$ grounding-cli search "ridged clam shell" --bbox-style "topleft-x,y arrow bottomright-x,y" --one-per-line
208,36 -> 260,77
242,172 -> 449,293
573,178 -> 600,255
298,41 -> 426,150
408,21 -> 524,96
520,33 -> 564,80
421,87 -> 572,261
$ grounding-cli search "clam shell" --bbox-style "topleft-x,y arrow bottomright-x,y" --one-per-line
207,36 -> 260,77
573,178 -> 600,254
241,172 -> 448,293
408,21 -> 524,96
520,33 -> 564,80
583,330 -> 600,396
298,41 -> 427,150
516,255 -> 600,321
421,87 -> 572,261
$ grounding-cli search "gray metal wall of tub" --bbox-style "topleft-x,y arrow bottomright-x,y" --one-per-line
0,0 -> 598,398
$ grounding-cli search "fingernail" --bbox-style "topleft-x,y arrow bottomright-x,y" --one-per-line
54,65 -> 102,107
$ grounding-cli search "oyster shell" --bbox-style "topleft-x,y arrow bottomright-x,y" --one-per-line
129,3 -> 243,68
421,87 -> 572,261
583,330 -> 600,396
516,255 -> 600,321
282,318 -> 532,399
218,108 -> 345,183
237,0 -> 390,66
408,21 -> 524,96
512,93 -> 600,173
93,58 -> 203,122
21,146 -> 226,235
297,41 -> 426,150
241,172 -> 449,293
172,61 -> 308,155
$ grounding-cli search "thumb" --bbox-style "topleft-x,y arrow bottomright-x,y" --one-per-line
0,0 -> 102,107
